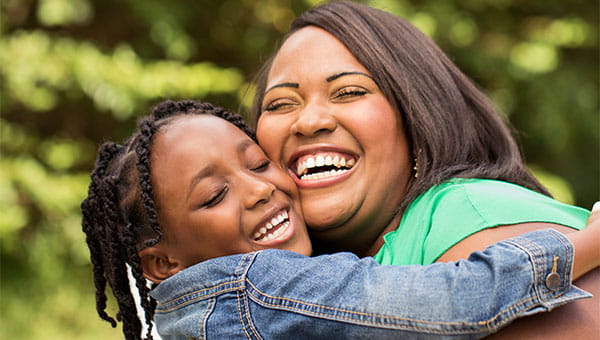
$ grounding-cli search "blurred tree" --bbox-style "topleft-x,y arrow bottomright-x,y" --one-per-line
0,0 -> 597,339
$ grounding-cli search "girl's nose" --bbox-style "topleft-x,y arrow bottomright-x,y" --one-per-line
243,174 -> 276,209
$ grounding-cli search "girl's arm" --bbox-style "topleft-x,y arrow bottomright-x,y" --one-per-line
438,203 -> 600,339
151,229 -> 591,340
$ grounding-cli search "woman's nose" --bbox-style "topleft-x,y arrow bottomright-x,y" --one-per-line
290,104 -> 337,137
243,174 -> 276,209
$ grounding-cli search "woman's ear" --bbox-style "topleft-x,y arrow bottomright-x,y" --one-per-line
138,246 -> 185,284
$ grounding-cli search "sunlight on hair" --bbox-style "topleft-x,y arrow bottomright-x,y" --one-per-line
530,166 -> 575,205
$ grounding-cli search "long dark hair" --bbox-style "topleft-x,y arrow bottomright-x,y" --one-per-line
251,0 -> 549,214
81,100 -> 254,340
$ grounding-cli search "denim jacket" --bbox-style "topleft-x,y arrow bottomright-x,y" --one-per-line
150,229 -> 590,340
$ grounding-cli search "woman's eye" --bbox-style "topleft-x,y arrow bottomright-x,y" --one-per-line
263,99 -> 295,112
251,160 -> 270,172
331,87 -> 367,100
202,186 -> 228,208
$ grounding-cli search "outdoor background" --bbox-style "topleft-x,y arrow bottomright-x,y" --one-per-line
1,0 -> 598,339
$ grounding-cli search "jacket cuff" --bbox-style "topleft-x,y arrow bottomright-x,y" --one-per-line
504,229 -> 592,313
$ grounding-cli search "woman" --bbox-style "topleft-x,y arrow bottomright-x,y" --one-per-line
251,1 -> 598,338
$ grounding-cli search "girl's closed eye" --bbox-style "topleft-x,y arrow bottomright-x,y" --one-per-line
251,159 -> 270,172
202,185 -> 228,208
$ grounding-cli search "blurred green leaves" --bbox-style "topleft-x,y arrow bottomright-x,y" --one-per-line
0,0 -> 597,339
1,31 -> 243,118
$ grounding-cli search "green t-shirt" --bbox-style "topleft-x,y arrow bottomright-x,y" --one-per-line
373,178 -> 589,266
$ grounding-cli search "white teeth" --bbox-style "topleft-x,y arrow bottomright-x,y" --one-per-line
316,155 -> 325,166
254,211 -> 290,241
295,153 -> 356,177
300,168 -> 348,180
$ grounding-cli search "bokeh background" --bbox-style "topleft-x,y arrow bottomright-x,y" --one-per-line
1,0 -> 598,339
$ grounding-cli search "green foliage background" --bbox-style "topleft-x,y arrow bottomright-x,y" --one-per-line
1,0 -> 597,339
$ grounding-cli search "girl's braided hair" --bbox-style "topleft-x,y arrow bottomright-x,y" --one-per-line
81,99 -> 254,340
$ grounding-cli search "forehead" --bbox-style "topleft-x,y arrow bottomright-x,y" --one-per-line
153,115 -> 251,156
268,26 -> 368,82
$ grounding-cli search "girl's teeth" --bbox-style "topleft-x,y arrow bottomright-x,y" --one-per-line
255,211 -> 290,241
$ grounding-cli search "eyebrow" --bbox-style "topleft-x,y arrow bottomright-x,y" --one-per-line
186,164 -> 215,201
326,71 -> 374,82
264,71 -> 374,95
265,82 -> 299,94
237,139 -> 255,154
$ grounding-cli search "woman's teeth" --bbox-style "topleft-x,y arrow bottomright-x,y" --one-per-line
254,210 -> 289,241
295,154 -> 355,180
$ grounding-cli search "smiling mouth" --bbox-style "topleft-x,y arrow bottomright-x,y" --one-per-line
293,152 -> 356,181
253,210 -> 290,242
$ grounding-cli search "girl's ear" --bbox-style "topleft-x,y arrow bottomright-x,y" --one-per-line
138,246 -> 185,284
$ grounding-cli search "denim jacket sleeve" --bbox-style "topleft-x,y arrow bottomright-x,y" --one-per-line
150,229 -> 591,340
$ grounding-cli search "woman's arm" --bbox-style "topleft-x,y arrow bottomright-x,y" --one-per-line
437,204 -> 600,339
152,229 -> 590,339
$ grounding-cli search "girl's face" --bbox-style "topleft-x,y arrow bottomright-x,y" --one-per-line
257,27 -> 412,249
151,115 -> 311,268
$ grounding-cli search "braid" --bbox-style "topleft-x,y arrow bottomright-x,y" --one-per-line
81,142 -> 121,327
81,99 -> 255,339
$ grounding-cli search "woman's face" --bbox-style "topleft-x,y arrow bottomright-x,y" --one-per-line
257,27 -> 412,248
151,115 -> 311,267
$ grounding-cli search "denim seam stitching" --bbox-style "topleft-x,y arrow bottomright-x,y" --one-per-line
156,284 -> 241,313
198,297 -> 215,340
504,231 -> 575,304
237,252 -> 261,340
505,235 -> 545,305
158,279 -> 244,306
236,290 -> 253,339
242,289 -> 262,340
244,278 -> 537,332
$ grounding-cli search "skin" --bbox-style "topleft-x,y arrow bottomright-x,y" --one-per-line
257,26 -> 411,255
139,115 -> 311,283
257,27 -> 599,338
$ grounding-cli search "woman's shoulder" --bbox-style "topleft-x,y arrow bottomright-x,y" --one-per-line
408,178 -> 589,263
